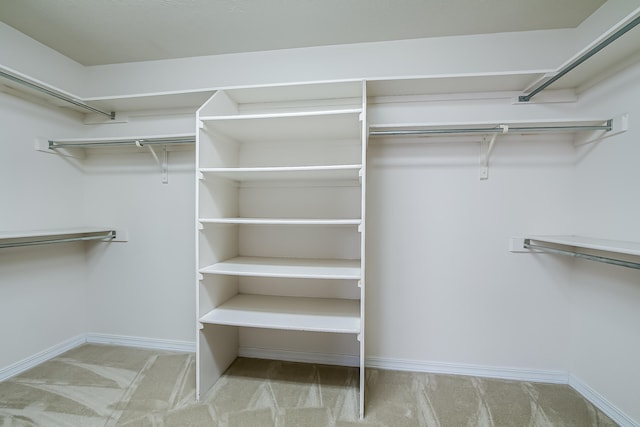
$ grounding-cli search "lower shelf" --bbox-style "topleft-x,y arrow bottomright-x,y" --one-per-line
200,256 -> 361,279
199,294 -> 361,333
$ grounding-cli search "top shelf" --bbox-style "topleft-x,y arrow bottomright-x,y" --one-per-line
200,109 -> 362,142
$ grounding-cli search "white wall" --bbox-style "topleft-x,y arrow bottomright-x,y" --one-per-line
77,112 -> 196,345
366,96 -> 579,373
569,60 -> 640,424
0,91 -> 88,371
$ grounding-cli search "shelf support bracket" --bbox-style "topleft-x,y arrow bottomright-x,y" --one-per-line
480,125 -> 507,180
137,140 -> 169,184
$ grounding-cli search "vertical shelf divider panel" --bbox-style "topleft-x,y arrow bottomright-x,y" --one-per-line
195,81 -> 367,416
359,80 -> 368,419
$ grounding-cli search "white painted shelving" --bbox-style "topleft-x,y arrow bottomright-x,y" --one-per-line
195,81 -> 367,417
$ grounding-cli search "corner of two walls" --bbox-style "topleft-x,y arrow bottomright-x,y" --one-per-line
0,91 -> 88,370
568,59 -> 640,424
365,96 -> 577,375
79,112 -> 197,346
0,88 -> 197,374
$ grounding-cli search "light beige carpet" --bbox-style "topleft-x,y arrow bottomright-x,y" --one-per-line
0,344 -> 617,426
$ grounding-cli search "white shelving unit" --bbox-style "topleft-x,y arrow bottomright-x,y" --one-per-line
195,81 -> 367,417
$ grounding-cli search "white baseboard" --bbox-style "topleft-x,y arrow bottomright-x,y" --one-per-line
0,334 -> 86,382
365,356 -> 568,384
86,333 -> 196,353
239,346 -> 360,367
569,374 -> 638,427
0,333 -> 195,382
237,348 -> 566,385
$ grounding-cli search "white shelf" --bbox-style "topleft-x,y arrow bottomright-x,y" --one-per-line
199,294 -> 361,334
200,256 -> 361,279
527,235 -> 640,257
200,109 -> 362,141
200,218 -> 361,226
0,227 -> 116,248
200,164 -> 362,182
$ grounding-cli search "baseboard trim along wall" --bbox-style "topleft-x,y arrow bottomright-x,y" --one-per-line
569,374 -> 639,427
365,355 -> 569,384
1,338 -> 636,426
0,334 -> 86,382
85,333 -> 196,353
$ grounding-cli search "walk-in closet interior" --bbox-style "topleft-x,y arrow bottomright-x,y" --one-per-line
1,0 -> 640,425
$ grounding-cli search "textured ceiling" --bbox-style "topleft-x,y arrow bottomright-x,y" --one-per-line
0,0 -> 606,66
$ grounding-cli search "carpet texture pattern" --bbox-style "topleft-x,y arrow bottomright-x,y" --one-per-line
0,344 -> 617,426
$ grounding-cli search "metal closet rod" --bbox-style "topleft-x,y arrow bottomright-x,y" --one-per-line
369,121 -> 612,137
524,239 -> 640,270
49,137 -> 196,149
0,69 -> 115,119
0,231 -> 116,249
520,14 -> 640,102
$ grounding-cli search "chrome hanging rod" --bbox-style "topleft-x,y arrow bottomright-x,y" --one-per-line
0,231 -> 116,249
49,136 -> 195,149
0,68 -> 115,119
519,14 -> 640,102
369,121 -> 612,137
524,239 -> 640,270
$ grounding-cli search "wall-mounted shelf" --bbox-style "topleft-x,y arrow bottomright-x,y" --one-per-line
36,134 -> 195,184
0,227 -> 118,249
511,235 -> 640,270
369,116 -> 628,180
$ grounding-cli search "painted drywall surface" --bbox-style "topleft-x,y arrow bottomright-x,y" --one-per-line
82,29 -> 572,98
366,96 -> 578,371
80,113 -> 196,343
569,60 -> 640,423
0,91 -> 88,369
0,23 -> 86,96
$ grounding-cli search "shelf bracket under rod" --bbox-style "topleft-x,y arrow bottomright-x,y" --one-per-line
136,140 -> 169,184
479,125 -> 508,180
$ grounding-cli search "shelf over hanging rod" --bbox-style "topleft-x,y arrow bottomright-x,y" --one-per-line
0,228 -> 117,249
368,121 -> 613,137
48,136 -> 195,149
519,14 -> 640,102
0,67 -> 115,120
523,238 -> 640,270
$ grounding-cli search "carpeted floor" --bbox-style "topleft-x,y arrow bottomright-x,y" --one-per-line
0,344 -> 617,426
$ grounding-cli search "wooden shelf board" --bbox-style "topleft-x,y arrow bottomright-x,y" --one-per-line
200,256 -> 361,279
199,294 -> 361,333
